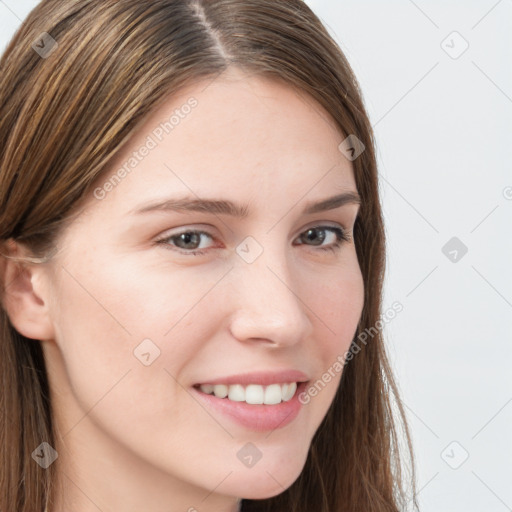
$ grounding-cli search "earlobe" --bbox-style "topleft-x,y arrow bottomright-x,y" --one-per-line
0,239 -> 55,342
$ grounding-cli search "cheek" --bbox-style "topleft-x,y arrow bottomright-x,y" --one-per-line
307,260 -> 365,351
49,261 -> 219,467
49,256 -> 223,411
300,259 -> 364,404
50,272 -> 141,421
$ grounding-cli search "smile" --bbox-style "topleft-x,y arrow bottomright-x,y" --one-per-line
191,380 -> 309,432
195,382 -> 298,405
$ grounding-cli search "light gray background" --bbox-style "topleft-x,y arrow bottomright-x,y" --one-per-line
1,1 -> 511,511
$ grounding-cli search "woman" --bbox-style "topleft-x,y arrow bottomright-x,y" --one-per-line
0,1 -> 418,511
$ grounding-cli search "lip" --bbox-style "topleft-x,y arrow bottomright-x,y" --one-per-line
193,369 -> 310,387
191,380 -> 309,432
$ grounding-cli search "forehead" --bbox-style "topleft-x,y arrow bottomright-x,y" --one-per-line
87,68 -> 355,216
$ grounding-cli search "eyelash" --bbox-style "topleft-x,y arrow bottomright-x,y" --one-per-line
155,225 -> 352,256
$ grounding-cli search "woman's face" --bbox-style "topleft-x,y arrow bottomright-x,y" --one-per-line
38,68 -> 364,508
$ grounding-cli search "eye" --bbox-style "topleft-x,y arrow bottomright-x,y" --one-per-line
155,229 -> 215,256
293,225 -> 351,253
155,224 -> 352,257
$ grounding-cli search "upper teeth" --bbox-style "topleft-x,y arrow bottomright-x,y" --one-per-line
199,382 -> 298,404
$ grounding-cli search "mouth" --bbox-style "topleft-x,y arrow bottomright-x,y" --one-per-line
190,379 -> 310,432
192,381 -> 308,405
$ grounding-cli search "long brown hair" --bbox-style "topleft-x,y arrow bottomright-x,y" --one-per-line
0,1 -> 418,511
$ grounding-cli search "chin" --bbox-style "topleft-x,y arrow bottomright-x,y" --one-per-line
227,459 -> 306,500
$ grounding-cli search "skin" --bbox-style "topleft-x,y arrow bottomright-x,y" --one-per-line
2,67 -> 364,512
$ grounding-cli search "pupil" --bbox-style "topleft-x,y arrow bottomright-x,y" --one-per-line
305,228 -> 324,245
180,232 -> 199,248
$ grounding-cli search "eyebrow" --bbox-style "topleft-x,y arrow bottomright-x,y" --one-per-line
131,191 -> 361,218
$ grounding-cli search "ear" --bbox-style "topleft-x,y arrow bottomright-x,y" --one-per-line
0,239 -> 55,341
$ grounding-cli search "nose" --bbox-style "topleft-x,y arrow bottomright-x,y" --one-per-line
227,247 -> 314,348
